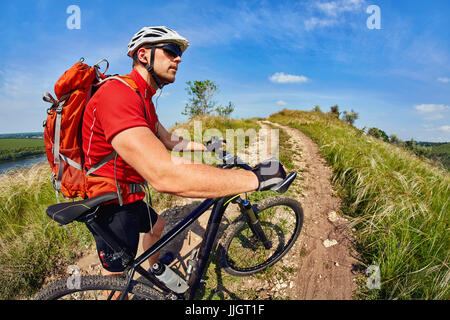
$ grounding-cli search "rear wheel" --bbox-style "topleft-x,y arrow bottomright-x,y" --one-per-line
218,196 -> 303,276
34,275 -> 165,300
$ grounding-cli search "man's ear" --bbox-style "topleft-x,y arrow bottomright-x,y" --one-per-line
137,47 -> 149,64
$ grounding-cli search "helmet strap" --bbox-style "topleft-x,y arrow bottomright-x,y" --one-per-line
143,47 -> 165,89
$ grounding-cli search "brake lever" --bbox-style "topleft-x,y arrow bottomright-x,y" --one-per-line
270,172 -> 297,194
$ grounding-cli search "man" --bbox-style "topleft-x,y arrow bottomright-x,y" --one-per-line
82,26 -> 286,278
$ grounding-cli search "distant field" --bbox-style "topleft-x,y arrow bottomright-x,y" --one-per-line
0,138 -> 45,162
0,132 -> 43,139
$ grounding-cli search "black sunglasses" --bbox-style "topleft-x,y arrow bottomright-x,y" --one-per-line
153,43 -> 183,58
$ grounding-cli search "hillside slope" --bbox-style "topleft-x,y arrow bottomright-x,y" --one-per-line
269,109 -> 449,299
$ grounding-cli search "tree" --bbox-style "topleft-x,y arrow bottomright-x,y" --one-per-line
329,105 -> 340,118
405,138 -> 432,158
183,80 -> 219,118
367,127 -> 389,142
215,101 -> 235,118
313,105 -> 322,113
389,134 -> 403,145
182,80 -> 235,119
342,109 -> 359,126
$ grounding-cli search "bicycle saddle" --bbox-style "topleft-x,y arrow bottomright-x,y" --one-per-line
46,193 -> 118,225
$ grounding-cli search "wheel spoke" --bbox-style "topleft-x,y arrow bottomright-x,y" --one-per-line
219,196 -> 303,276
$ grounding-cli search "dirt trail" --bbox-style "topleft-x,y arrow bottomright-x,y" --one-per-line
73,120 -> 357,299
263,121 -> 357,299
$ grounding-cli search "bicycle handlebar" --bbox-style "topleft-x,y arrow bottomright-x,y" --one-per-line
203,136 -> 252,169
203,137 -> 297,194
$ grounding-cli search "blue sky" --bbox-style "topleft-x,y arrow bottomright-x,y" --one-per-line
0,0 -> 449,142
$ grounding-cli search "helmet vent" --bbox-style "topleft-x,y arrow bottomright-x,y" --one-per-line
153,28 -> 168,33
143,34 -> 160,38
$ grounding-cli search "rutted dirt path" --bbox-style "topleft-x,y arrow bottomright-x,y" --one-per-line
69,120 -> 358,300
263,121 -> 357,299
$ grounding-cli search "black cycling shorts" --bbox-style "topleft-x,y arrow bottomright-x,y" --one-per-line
85,200 -> 159,272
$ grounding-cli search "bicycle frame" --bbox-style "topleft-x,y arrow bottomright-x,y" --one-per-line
87,194 -> 238,300
80,145 -> 295,300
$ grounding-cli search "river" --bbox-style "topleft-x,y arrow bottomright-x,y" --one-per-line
0,155 -> 47,174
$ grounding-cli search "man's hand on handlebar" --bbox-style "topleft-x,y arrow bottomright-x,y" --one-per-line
204,137 -> 226,153
251,158 -> 287,191
203,137 -> 289,192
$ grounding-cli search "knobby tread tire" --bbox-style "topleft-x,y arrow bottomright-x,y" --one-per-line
34,275 -> 165,300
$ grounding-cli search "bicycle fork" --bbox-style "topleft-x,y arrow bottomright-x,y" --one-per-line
236,198 -> 272,250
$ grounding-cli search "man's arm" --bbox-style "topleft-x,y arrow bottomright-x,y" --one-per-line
156,121 -> 206,152
111,126 -> 258,198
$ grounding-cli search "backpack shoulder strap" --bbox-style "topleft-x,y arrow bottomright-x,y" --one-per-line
117,75 -> 139,91
95,75 -> 139,92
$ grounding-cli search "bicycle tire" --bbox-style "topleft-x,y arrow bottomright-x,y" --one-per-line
34,275 -> 166,300
218,196 -> 303,277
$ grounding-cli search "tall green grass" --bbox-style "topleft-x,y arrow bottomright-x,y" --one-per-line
269,109 -> 449,299
0,164 -> 92,299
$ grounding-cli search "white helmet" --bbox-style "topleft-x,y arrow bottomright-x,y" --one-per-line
127,26 -> 189,57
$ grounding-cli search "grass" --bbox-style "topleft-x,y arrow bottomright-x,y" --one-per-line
0,163 -> 92,299
269,109 -> 450,300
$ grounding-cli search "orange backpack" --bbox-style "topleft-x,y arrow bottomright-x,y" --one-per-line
43,58 -> 140,202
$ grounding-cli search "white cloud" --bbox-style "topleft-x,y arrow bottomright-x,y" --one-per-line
438,125 -> 450,133
316,0 -> 365,16
304,0 -> 365,31
415,104 -> 449,113
270,72 -> 309,84
437,77 -> 449,83
304,17 -> 337,31
277,100 -> 287,106
316,2 -> 339,17
414,104 -> 450,121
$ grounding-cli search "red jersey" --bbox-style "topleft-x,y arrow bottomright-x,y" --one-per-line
82,69 -> 158,202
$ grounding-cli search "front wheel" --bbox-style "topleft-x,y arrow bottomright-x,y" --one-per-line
218,196 -> 303,276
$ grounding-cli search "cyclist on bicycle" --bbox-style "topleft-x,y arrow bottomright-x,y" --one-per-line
81,26 -> 287,278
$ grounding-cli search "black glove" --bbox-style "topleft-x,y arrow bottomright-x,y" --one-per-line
252,158 -> 287,191
204,136 -> 226,152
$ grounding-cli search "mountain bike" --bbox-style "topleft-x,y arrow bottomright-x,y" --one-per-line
34,139 -> 303,300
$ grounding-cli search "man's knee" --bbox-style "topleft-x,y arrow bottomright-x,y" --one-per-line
150,216 -> 165,236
